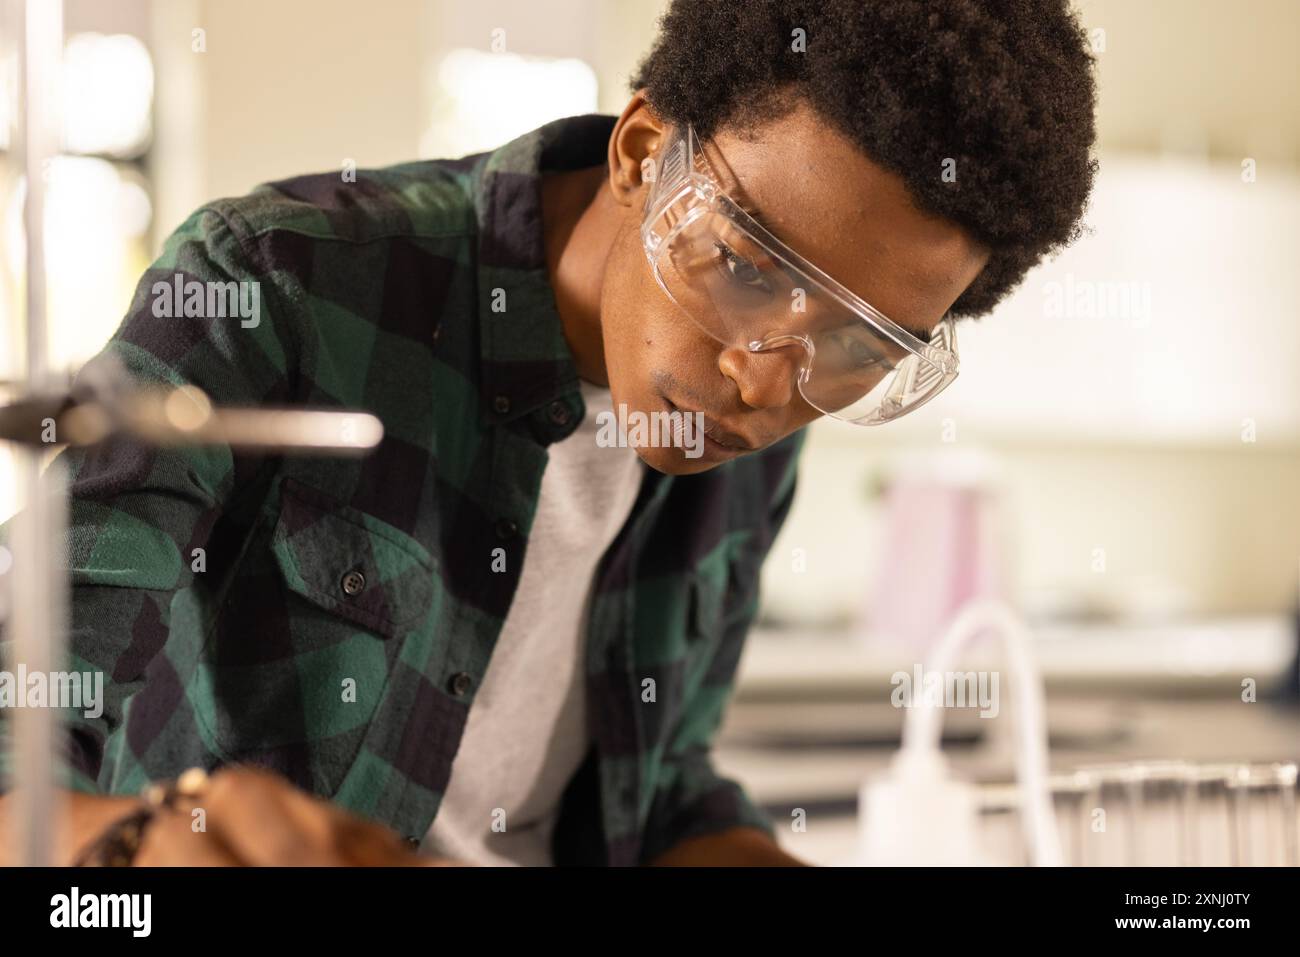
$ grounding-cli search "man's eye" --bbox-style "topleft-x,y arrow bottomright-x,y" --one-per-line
712,241 -> 772,293
833,332 -> 892,371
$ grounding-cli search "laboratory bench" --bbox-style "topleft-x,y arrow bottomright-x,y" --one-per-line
718,618 -> 1300,865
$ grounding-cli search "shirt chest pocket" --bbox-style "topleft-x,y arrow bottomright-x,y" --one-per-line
189,478 -> 437,785
270,478 -> 436,640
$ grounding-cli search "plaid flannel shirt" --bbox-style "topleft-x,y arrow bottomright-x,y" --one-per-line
0,113 -> 805,865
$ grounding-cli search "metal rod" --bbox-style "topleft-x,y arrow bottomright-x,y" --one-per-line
21,0 -> 57,391
1,2 -> 383,868
9,453 -> 66,867
11,0 -> 63,867
0,389 -> 385,456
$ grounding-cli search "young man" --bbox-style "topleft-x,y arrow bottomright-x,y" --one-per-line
0,0 -> 1096,866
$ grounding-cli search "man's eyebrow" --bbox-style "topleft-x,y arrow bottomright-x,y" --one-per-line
734,200 -> 785,238
732,198 -> 947,343
732,200 -> 814,275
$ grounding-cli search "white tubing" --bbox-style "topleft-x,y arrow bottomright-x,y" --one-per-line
901,599 -> 1063,867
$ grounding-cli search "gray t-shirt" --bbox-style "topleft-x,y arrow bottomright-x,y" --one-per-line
421,380 -> 644,865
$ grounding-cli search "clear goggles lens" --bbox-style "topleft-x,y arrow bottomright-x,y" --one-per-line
642,127 -> 959,425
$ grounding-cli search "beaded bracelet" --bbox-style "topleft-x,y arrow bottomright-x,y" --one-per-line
72,767 -> 210,867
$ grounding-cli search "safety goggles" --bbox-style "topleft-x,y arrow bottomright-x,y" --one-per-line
640,123 -> 960,425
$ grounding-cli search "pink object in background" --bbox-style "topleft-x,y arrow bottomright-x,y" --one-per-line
866,453 -> 1009,652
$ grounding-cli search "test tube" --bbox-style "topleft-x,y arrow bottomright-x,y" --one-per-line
1227,762 -> 1299,867
994,761 -> 1296,867
1280,763 -> 1299,867
1049,770 -> 1094,867
1136,760 -> 1193,867
1187,763 -> 1238,867
1075,762 -> 1147,866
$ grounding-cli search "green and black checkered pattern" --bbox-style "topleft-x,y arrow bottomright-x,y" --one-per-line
0,114 -> 805,865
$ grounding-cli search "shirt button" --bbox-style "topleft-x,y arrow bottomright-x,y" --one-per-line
448,672 -> 473,697
547,400 -> 571,427
494,518 -> 518,539
340,569 -> 366,597
493,394 -> 511,415
404,836 -> 421,850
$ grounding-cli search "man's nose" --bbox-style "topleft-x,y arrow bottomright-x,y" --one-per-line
717,344 -> 802,410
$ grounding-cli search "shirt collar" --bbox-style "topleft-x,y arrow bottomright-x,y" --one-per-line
471,113 -> 617,435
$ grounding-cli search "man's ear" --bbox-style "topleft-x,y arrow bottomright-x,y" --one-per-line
607,89 -> 666,208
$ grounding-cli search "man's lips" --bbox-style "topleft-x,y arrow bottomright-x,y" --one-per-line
663,397 -> 759,452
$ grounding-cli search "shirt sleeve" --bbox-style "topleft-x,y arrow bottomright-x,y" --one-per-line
637,428 -> 805,863
0,203 -> 303,796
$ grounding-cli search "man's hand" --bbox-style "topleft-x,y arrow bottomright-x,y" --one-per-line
1,767 -> 465,866
648,826 -> 809,866
131,766 -> 462,866
0,788 -> 140,867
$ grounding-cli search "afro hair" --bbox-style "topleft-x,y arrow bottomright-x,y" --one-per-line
630,0 -> 1099,318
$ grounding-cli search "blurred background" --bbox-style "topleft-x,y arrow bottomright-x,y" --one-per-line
1,0 -> 1297,865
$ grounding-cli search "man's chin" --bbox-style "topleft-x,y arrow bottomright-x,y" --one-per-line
632,443 -> 723,476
